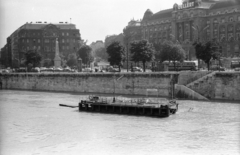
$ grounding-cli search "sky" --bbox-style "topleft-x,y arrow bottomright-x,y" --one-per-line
0,0 -> 182,48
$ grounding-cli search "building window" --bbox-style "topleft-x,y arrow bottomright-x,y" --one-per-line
238,16 -> 240,21
229,17 -> 234,22
221,18 -> 225,23
22,39 -> 25,43
66,39 -> 69,43
33,39 -> 36,43
38,46 -> 41,50
38,39 -> 40,43
44,39 -> 49,43
66,32 -> 69,36
62,32 -> 65,36
62,46 -> 65,50
27,39 -> 29,43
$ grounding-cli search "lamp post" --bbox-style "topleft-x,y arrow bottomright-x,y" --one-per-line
123,32 -> 135,72
78,58 -> 82,72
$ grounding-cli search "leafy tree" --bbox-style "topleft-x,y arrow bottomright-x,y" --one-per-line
154,41 -> 173,63
106,41 -> 125,72
66,53 -> 77,68
95,47 -> 108,61
193,40 -> 219,70
130,39 -> 155,72
77,45 -> 94,67
168,44 -> 186,70
25,50 -> 42,68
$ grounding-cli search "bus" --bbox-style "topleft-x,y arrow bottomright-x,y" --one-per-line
162,61 -> 197,71
230,61 -> 240,69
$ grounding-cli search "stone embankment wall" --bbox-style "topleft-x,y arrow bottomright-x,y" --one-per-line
188,72 -> 240,101
1,72 -> 239,101
178,71 -> 211,85
0,72 -> 178,98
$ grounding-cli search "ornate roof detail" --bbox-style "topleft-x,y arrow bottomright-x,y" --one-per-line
143,9 -> 153,20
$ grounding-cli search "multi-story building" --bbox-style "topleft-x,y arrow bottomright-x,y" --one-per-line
1,21 -> 81,68
123,0 -> 240,63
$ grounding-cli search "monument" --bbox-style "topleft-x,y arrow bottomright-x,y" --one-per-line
54,38 -> 61,68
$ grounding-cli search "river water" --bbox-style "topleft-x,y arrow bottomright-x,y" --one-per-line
0,90 -> 239,155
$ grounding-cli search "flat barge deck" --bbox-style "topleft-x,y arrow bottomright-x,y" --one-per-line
78,98 -> 178,117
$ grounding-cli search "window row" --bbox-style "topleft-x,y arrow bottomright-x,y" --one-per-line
20,32 -> 80,37
21,38 -> 78,43
21,46 -> 77,51
211,16 -> 240,24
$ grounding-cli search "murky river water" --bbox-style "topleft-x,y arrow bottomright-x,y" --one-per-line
0,90 -> 239,155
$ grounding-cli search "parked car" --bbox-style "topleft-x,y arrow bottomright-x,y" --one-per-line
234,67 -> 240,71
83,68 -> 93,72
31,67 -> 40,72
108,66 -> 119,72
210,65 -> 225,71
132,67 -> 143,72
2,69 -> 10,73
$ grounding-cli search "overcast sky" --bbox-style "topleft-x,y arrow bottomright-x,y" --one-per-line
0,0 -> 182,47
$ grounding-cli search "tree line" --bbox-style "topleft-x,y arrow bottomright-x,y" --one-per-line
22,39 -> 221,71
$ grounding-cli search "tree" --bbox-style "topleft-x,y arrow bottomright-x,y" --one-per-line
169,44 -> 186,70
130,39 -> 155,72
193,40 -> 219,70
66,53 -> 77,68
154,41 -> 173,63
25,50 -> 42,68
106,41 -> 125,72
95,47 -> 108,61
77,45 -> 94,67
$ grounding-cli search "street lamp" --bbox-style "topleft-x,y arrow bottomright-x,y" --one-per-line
78,58 -> 82,72
123,32 -> 135,72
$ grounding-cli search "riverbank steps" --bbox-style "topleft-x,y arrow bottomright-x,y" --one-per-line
0,71 -> 239,101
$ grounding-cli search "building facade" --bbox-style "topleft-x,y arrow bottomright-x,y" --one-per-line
123,0 -> 240,62
1,22 -> 81,68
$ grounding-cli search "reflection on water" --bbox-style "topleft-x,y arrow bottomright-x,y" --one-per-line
0,90 -> 239,155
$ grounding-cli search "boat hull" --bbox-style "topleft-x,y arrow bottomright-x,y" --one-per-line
78,100 -> 175,118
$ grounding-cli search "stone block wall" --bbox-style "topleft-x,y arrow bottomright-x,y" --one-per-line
178,71 -> 211,85
0,72 -> 178,98
188,72 -> 240,101
214,72 -> 240,101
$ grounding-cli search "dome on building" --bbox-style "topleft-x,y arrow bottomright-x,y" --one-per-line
143,9 -> 153,20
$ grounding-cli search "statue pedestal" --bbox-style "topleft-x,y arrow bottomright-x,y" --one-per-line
54,56 -> 61,68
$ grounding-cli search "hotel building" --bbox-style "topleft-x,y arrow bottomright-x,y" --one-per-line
123,0 -> 240,65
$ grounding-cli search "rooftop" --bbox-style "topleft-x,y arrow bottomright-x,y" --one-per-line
19,22 -> 77,30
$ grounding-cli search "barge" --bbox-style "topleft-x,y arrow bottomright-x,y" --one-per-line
79,96 -> 178,118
